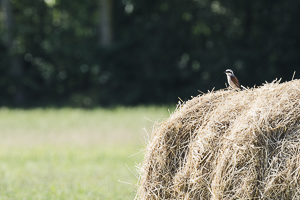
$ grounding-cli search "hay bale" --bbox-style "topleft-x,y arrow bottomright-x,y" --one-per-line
136,80 -> 300,200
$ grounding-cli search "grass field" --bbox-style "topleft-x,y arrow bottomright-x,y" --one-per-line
0,106 -> 172,199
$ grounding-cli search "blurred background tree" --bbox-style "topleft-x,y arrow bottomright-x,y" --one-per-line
0,0 -> 299,107
2,0 -> 24,105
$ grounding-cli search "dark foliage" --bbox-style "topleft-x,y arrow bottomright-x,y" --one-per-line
0,0 -> 299,107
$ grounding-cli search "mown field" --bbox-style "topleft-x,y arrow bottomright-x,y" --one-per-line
0,106 -> 172,199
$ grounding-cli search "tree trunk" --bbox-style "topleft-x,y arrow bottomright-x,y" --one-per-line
99,0 -> 114,47
2,0 -> 25,106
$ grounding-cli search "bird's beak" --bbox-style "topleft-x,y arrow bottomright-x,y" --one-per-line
223,71 -> 226,73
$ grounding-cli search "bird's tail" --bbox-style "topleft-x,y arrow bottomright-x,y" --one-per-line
240,85 -> 247,91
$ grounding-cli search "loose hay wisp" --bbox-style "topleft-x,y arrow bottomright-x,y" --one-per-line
136,80 -> 300,199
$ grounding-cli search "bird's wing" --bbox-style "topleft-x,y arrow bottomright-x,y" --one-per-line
231,76 -> 241,88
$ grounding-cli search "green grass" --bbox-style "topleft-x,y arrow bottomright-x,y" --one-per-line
0,106 -> 172,199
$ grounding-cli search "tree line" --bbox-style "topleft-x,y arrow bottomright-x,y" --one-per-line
0,0 -> 299,107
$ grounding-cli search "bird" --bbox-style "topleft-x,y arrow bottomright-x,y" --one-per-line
224,69 -> 242,90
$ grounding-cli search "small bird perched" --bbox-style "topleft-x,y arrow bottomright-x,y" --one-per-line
224,69 -> 242,90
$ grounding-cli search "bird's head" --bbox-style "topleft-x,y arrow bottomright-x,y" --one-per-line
224,69 -> 234,76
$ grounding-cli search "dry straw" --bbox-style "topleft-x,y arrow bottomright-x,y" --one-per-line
136,79 -> 300,199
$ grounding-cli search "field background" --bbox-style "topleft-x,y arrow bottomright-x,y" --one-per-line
0,106 -> 172,199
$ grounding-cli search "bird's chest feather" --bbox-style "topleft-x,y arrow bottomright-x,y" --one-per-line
227,76 -> 237,87
227,76 -> 233,84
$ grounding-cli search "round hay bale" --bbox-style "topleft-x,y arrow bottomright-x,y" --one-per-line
136,80 -> 300,200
